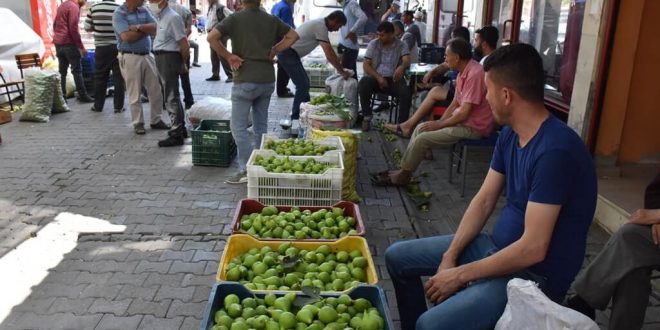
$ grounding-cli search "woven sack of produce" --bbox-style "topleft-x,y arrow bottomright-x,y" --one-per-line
50,72 -> 70,113
310,128 -> 361,202
20,68 -> 55,123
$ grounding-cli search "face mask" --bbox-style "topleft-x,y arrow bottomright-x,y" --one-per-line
149,1 -> 162,15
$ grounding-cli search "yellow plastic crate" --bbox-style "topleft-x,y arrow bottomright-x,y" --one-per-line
216,234 -> 378,292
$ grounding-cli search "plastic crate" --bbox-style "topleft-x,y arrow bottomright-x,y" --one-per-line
200,283 -> 394,330
229,199 -> 365,240
259,134 -> 345,157
192,120 -> 236,167
247,150 -> 343,207
305,66 -> 333,88
216,234 -> 378,290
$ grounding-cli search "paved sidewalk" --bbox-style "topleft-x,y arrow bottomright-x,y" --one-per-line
0,49 -> 658,329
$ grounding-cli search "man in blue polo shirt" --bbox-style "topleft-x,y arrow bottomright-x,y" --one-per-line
385,43 -> 597,330
148,0 -> 190,147
271,0 -> 296,98
113,0 -> 168,135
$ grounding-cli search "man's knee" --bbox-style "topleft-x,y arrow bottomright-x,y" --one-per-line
384,241 -> 406,274
614,223 -> 648,244
429,86 -> 448,101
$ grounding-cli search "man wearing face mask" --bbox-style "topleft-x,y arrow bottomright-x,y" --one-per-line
53,0 -> 94,103
113,0 -> 168,135
148,0 -> 190,147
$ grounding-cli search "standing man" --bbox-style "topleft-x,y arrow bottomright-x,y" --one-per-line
208,0 -> 298,184
380,0 -> 401,22
384,44 -> 597,329
206,0 -> 234,82
413,10 -> 426,44
53,0 -> 94,103
271,0 -> 296,98
167,0 -> 195,109
474,26 -> 499,64
85,0 -> 125,113
149,0 -> 190,147
338,0 -> 367,79
113,0 -> 168,135
278,11 -> 349,123
402,10 -> 421,47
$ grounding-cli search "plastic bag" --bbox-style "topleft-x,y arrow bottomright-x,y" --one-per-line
300,102 -> 349,131
310,128 -> 361,202
325,70 -> 358,128
495,279 -> 599,330
20,68 -> 56,123
186,96 -> 232,128
51,73 -> 70,113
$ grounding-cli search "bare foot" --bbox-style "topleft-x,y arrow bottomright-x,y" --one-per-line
389,169 -> 412,185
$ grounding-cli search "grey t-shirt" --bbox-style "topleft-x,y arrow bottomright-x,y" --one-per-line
291,18 -> 329,58
364,38 -> 409,78
153,6 -> 187,51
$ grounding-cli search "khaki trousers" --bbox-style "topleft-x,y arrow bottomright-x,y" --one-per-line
118,53 -> 163,126
400,125 -> 481,172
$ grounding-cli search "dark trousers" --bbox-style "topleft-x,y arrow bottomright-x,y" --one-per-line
358,75 -> 411,123
55,44 -> 88,97
180,55 -> 194,107
210,36 -> 233,79
93,45 -> 124,111
338,44 -> 359,79
276,62 -> 291,96
277,49 -> 309,120
155,53 -> 185,137
189,39 -> 199,64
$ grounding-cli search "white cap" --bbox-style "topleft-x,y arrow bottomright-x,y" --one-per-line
392,1 -> 401,7
414,11 -> 423,19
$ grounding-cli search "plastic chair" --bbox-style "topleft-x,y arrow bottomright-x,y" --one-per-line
370,93 -> 400,123
447,130 -> 500,197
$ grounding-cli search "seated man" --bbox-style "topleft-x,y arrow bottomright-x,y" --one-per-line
373,38 -> 492,186
566,172 -> 660,330
358,21 -> 411,131
386,25 -> 499,137
385,43 -> 598,330
278,11 -> 350,122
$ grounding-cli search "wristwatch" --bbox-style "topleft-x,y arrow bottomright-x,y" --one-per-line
136,25 -> 141,32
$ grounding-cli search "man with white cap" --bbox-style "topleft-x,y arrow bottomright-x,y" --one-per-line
381,0 -> 402,22
414,10 -> 426,44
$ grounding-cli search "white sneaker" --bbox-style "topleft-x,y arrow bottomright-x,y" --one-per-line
225,171 -> 247,184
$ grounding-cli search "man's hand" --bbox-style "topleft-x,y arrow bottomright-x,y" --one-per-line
422,71 -> 434,84
393,66 -> 405,82
346,31 -> 358,44
227,54 -> 244,71
377,76 -> 388,90
437,254 -> 457,273
179,62 -> 189,74
80,48 -> 88,57
129,25 -> 139,32
628,208 -> 660,225
424,267 -> 465,303
269,47 -> 279,62
340,70 -> 351,80
652,223 -> 660,245
418,120 -> 442,133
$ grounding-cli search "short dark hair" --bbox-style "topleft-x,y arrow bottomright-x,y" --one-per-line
392,20 -> 404,32
403,10 -> 414,18
377,21 -> 395,33
452,26 -> 470,42
446,38 -> 472,60
326,10 -> 347,24
475,26 -> 499,49
483,43 -> 545,103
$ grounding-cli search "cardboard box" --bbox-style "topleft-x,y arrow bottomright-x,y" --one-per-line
0,109 -> 11,125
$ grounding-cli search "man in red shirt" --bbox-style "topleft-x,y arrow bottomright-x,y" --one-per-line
53,0 -> 94,103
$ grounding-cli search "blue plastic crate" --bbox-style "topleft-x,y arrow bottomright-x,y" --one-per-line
200,282 -> 394,330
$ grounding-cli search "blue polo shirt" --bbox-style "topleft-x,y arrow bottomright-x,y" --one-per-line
271,0 -> 295,28
489,115 -> 597,302
113,4 -> 155,53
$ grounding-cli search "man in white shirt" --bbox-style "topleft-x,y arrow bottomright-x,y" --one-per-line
206,0 -> 234,82
278,11 -> 350,121
339,0 -> 367,79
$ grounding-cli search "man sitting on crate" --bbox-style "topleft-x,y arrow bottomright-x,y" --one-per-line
385,44 -> 597,330
357,21 -> 411,131
277,10 -> 351,129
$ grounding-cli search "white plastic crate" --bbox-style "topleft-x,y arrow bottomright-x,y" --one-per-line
247,150 -> 344,207
259,134 -> 346,157
305,66 -> 333,88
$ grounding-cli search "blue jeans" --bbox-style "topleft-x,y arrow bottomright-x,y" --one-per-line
385,234 -> 547,330
277,49 -> 309,120
230,82 -> 274,171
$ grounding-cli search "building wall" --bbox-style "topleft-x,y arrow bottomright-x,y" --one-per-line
0,0 -> 33,28
595,0 -> 660,164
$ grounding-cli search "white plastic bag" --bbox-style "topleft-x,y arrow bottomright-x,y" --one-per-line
495,279 -> 599,330
325,69 -> 358,127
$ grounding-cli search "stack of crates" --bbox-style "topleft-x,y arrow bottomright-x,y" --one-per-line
200,134 -> 395,330
304,64 -> 334,91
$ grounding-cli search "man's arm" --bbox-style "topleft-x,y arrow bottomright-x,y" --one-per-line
270,29 -> 299,58
207,28 -> 233,63
346,2 -> 367,43
393,54 -> 410,82
320,42 -> 348,77
83,7 -> 94,32
362,58 -> 381,81
422,63 -> 450,84
68,5 -> 85,50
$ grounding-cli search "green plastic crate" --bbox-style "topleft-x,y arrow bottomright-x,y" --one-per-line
192,120 -> 236,167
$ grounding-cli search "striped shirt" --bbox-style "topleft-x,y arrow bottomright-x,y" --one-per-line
84,0 -> 120,47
